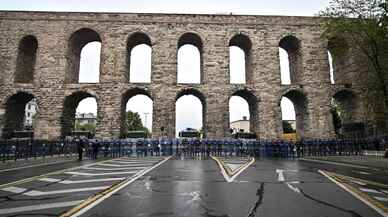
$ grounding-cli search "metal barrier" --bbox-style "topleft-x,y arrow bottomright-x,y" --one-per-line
1,137 -> 387,162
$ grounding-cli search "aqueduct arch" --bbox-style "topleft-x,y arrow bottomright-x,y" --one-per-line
61,91 -> 99,137
2,92 -> 36,139
0,11 -> 376,140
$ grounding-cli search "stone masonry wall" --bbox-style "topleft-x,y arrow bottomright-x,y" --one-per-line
0,11 -> 363,139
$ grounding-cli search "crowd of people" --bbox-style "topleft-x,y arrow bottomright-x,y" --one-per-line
70,136 -> 388,161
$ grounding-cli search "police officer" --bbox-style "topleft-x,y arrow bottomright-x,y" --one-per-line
77,137 -> 84,161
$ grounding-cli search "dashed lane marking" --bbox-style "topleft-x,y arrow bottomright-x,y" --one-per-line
60,156 -> 172,217
1,186 -> 26,194
39,177 -> 126,184
353,170 -> 372,175
360,188 -> 384,194
65,170 -> 139,176
2,186 -> 110,196
98,162 -> 154,167
375,197 -> 388,202
0,200 -> 84,215
351,180 -> 367,186
81,166 -> 147,171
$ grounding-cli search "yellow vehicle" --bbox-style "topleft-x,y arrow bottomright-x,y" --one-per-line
282,133 -> 297,141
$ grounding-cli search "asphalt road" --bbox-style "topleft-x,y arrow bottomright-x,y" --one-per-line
80,157 -> 387,217
0,156 -> 386,217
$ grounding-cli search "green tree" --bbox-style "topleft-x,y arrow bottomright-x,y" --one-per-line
319,0 -> 388,127
74,120 -> 96,133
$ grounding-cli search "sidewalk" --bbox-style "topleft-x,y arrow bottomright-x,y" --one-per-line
0,155 -> 79,171
301,155 -> 388,170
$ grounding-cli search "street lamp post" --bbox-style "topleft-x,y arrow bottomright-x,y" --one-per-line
143,112 -> 149,130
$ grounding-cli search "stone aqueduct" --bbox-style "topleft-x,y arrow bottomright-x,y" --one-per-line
0,11 -> 364,140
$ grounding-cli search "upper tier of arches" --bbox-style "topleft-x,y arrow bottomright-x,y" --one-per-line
12,30 -> 350,87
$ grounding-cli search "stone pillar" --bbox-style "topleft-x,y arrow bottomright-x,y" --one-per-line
254,34 -> 283,139
205,91 -> 229,138
151,30 -> 178,138
34,27 -> 67,140
302,36 -> 335,138
203,33 -> 230,138
95,91 -> 121,138
152,90 -> 176,138
34,98 -> 62,140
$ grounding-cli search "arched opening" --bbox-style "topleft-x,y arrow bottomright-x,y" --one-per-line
124,96 -> 153,138
279,35 -> 303,84
2,92 -> 37,139
281,90 -> 309,139
327,37 -> 349,84
331,90 -> 363,138
229,96 -> 250,133
121,88 -> 153,137
281,97 -> 296,135
229,34 -> 252,84
61,92 -> 98,137
175,89 -> 206,137
66,28 -> 102,83
229,90 -> 258,135
79,42 -> 101,83
15,35 -> 38,83
177,33 -> 202,84
127,33 -> 152,83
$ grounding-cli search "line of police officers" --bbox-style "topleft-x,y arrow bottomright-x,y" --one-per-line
71,136 -> 388,160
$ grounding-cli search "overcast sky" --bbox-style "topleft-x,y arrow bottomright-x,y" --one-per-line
2,0 -> 332,135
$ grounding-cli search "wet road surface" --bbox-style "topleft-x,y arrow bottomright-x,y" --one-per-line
0,157 -> 168,217
0,156 -> 387,217
79,157 -> 387,217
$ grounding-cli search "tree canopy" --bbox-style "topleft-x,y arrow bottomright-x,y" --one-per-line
319,0 -> 388,129
126,110 -> 150,137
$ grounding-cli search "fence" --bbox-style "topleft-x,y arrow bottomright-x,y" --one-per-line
0,138 -> 387,162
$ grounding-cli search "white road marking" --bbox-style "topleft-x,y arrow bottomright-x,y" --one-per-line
350,180 -> 367,186
374,196 -> 388,202
0,159 -> 74,173
319,170 -> 388,217
276,169 -> 285,182
1,186 -> 26,194
3,186 -> 109,196
25,186 -> 109,196
226,163 -> 242,172
67,156 -> 171,217
211,156 -> 255,183
82,166 -> 147,171
111,160 -> 159,164
65,171 -> 139,176
353,170 -> 371,175
360,188 -> 383,194
98,163 -> 153,167
39,177 -> 126,184
0,158 -> 115,189
0,200 -> 84,215
286,182 -> 301,194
